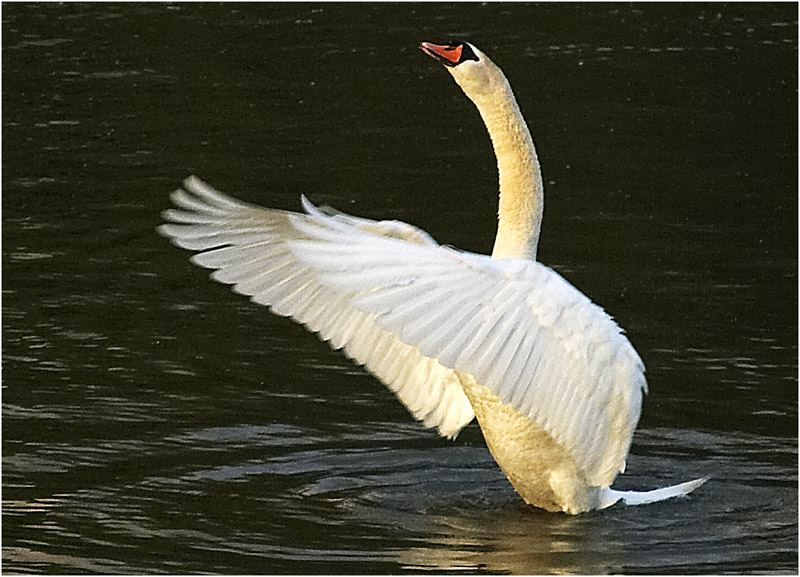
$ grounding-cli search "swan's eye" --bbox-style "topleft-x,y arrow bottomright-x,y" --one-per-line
458,43 -> 479,64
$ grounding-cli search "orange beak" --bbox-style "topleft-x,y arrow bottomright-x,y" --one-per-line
420,41 -> 463,66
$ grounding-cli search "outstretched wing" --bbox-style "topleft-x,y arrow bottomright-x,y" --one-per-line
159,176 -> 475,438
285,201 -> 648,486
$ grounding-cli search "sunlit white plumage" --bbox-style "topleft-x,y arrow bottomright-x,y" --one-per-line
159,41 -> 706,513
162,183 -> 475,439
289,197 -> 645,487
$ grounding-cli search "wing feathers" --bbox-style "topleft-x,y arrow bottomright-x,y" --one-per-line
160,177 -> 645,484
159,177 -> 475,439
283,201 -> 646,486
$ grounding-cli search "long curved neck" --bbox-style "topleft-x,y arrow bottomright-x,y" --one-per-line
471,82 -> 544,261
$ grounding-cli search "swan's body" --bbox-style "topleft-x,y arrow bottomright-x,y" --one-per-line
159,41 -> 706,513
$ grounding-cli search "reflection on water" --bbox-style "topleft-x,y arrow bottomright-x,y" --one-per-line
3,417 -> 795,574
3,2 -> 797,574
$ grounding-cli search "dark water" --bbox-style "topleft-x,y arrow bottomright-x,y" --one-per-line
3,3 -> 797,574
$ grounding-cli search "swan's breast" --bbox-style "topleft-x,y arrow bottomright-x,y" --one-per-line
456,371 -> 603,514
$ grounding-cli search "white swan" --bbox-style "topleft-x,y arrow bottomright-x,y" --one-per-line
159,41 -> 706,514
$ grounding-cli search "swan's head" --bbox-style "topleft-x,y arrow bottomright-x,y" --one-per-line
420,41 -> 507,98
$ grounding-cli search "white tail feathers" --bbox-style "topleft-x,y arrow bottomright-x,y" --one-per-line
600,477 -> 709,509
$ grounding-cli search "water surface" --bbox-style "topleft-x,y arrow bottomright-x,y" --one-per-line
3,3 -> 797,574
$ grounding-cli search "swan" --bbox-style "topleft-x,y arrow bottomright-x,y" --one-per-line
159,41 -> 706,514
